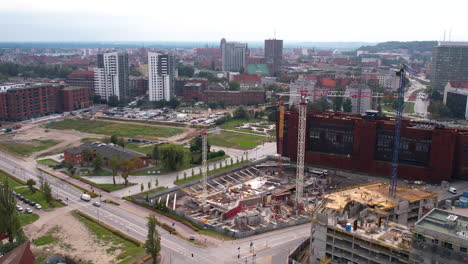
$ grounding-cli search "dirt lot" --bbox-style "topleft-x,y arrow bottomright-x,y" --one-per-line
24,209 -> 120,264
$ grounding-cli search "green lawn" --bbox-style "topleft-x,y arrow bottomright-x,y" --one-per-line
37,159 -> 59,166
208,131 -> 272,149
83,170 -> 113,176
174,160 -> 250,185
404,102 -> 415,114
96,183 -> 136,192
0,140 -> 60,157
220,118 -> 273,135
126,142 -> 155,155
46,119 -> 185,139
19,213 -> 40,226
33,235 -> 57,246
15,187 -> 63,209
81,137 -> 103,143
0,171 -> 25,188
75,212 -> 146,264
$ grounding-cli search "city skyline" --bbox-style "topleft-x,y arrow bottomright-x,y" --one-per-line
1,0 -> 468,42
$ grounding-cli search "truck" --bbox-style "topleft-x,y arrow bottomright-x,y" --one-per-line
80,194 -> 91,202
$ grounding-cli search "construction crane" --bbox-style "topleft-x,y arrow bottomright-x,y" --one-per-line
200,127 -> 220,207
295,90 -> 308,207
277,100 -> 285,178
390,64 -> 418,197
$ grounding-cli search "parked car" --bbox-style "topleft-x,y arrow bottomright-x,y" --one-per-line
29,201 -> 36,206
34,204 -> 42,209
448,187 -> 457,194
16,205 -> 23,211
25,208 -> 33,214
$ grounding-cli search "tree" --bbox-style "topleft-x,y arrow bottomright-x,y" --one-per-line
168,97 -> 180,109
152,145 -> 160,162
148,181 -> 151,190
332,97 -> 343,112
26,179 -> 36,193
155,178 -> 158,187
109,156 -> 120,186
428,100 -> 452,118
42,180 -> 52,204
108,95 -> 119,107
431,90 -> 443,101
177,65 -> 195,77
343,99 -> 352,112
92,95 -> 101,104
92,154 -> 104,172
145,214 -> 161,264
233,106 -> 250,119
82,149 -> 94,164
117,137 -> 126,148
308,98 -> 331,111
228,81 -> 240,91
110,135 -> 118,144
130,65 -> 142,76
141,183 -> 144,192
267,111 -> 276,121
159,144 -> 185,171
190,135 -> 210,153
0,176 -> 23,243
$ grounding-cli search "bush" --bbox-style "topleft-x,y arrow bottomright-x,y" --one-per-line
207,150 -> 225,160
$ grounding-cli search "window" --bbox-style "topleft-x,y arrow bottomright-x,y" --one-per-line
461,247 -> 467,253
399,141 -> 409,150
325,133 -> 337,142
442,241 -> 453,250
343,135 -> 353,143
377,138 -> 390,147
432,239 -> 438,244
310,131 -> 320,139
416,144 -> 429,152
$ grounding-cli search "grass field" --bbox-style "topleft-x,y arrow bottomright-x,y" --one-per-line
19,213 -> 40,226
0,171 -> 25,188
220,118 -> 273,135
33,234 -> 57,246
37,159 -> 59,166
174,160 -> 250,185
75,212 -> 146,264
126,142 -> 154,155
0,139 -> 59,157
404,102 -> 415,114
15,187 -> 63,209
208,131 -> 271,149
46,119 -> 185,139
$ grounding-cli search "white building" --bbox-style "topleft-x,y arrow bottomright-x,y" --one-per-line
94,52 -> 129,101
148,52 -> 174,101
345,83 -> 372,115
378,71 -> 399,91
289,79 -> 317,106
0,83 -> 25,93
221,38 -> 248,72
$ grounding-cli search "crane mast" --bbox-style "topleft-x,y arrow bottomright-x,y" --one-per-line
202,129 -> 208,206
278,100 -> 285,177
296,91 -> 308,206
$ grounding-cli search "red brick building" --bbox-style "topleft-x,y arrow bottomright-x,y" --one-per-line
64,142 -> 149,169
0,241 -> 35,264
66,70 -> 94,92
56,86 -> 92,112
0,84 -> 92,121
278,110 -> 468,183
0,84 -> 60,121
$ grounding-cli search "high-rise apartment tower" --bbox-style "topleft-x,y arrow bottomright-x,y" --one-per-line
148,52 -> 175,101
94,52 -> 129,101
221,38 -> 248,72
264,39 -> 283,75
431,41 -> 468,92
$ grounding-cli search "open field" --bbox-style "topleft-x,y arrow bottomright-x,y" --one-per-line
19,213 -> 40,226
76,212 -> 146,264
0,139 -> 59,157
0,170 -> 25,188
208,131 -> 272,149
126,142 -> 155,155
45,119 -> 185,139
404,102 -> 415,114
37,159 -> 59,166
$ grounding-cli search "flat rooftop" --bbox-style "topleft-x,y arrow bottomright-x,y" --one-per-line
323,183 -> 437,212
415,208 -> 468,240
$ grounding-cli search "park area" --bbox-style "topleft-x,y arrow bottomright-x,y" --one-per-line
45,119 -> 185,139
208,130 -> 273,149
0,139 -> 59,157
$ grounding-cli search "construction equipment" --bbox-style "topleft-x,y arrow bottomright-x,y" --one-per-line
390,64 -> 418,197
277,100 -> 285,177
296,90 -> 308,207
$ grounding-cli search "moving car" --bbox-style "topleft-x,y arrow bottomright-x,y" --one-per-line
80,193 -> 91,202
34,204 -> 42,209
92,202 -> 101,207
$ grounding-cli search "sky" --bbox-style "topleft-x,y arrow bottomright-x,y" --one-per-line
1,0 -> 467,42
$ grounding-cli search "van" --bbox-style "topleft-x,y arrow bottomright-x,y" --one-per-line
448,187 -> 457,194
80,194 -> 91,202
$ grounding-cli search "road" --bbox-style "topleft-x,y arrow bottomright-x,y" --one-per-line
0,149 -> 308,264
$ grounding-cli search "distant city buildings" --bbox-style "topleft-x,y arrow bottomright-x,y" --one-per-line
264,39 -> 283,75
66,70 -> 95,94
221,38 -> 248,72
148,52 -> 175,101
289,79 -> 317,106
345,83 -> 372,114
431,41 -> 468,92
94,52 -> 130,101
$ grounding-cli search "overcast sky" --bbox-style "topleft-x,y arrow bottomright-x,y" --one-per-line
1,0 -> 467,42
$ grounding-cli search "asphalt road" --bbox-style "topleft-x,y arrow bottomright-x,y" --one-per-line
0,150 -> 309,264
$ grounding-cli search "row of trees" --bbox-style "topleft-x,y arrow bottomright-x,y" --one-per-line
0,62 -> 74,80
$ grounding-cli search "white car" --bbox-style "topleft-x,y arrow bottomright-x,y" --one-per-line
92,202 -> 101,207
25,208 -> 33,214
448,187 -> 457,194
34,204 -> 42,209
16,205 -> 23,211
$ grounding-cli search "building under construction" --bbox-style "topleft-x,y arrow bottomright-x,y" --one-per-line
145,159 -> 335,238
310,183 -> 438,264
277,110 -> 468,183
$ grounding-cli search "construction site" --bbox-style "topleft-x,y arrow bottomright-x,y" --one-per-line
147,159 -> 338,237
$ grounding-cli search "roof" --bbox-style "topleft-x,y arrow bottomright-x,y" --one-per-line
65,142 -> 146,160
0,241 -> 35,264
232,74 -> 261,84
449,82 -> 468,89
323,183 -> 437,212
415,208 -> 468,241
247,64 -> 270,75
